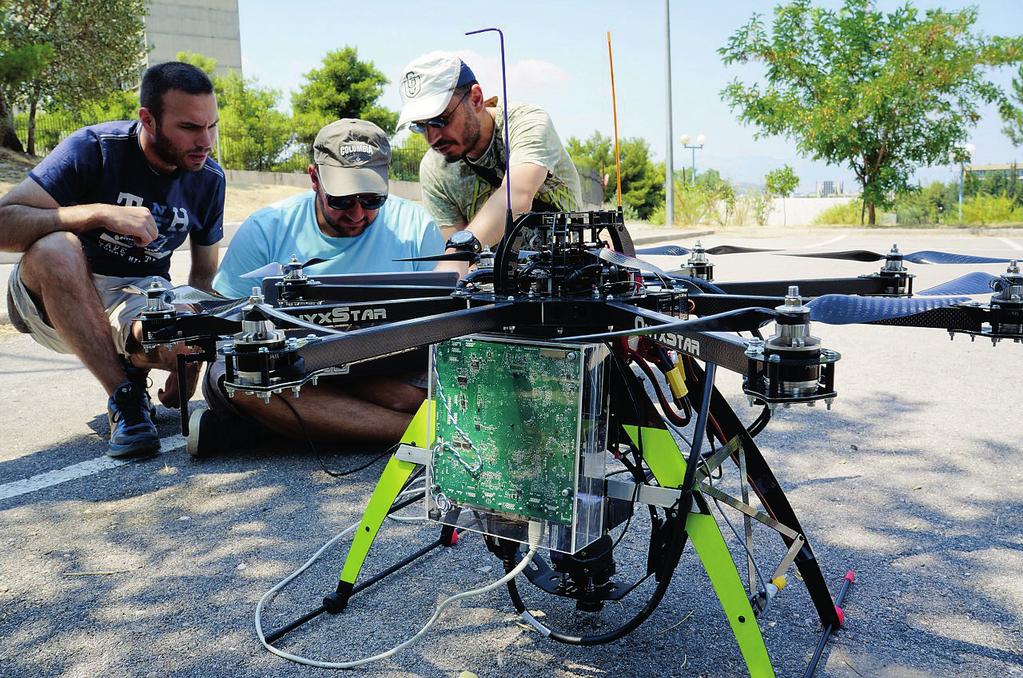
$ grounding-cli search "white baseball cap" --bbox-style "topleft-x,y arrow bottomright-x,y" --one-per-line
396,54 -> 478,129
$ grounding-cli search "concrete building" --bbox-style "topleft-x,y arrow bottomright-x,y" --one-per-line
144,0 -> 242,76
965,163 -> 1023,180
815,180 -> 844,197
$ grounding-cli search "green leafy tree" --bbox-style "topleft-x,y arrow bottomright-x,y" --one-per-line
390,133 -> 429,181
177,51 -> 293,172
765,164 -> 799,225
291,47 -> 397,147
0,32 -> 51,151
4,0 -> 147,155
720,0 -> 1023,225
1001,64 -> 1023,147
567,132 -> 664,218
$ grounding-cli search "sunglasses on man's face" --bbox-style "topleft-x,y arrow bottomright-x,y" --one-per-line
409,90 -> 471,135
323,193 -> 388,211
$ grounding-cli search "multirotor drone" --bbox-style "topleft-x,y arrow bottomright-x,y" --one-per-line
135,204 -> 1020,676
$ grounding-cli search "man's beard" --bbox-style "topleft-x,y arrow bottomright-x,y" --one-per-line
440,111 -> 482,164
151,124 -> 206,171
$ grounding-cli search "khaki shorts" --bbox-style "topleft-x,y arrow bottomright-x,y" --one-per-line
7,263 -> 168,356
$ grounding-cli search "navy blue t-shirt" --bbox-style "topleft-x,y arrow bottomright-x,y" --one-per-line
29,120 -> 225,279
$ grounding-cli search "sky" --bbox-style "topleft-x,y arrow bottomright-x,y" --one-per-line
237,0 -> 1023,194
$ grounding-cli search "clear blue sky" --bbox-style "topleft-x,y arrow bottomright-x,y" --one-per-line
238,0 -> 1023,193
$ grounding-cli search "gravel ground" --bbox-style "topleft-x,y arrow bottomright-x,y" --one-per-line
0,231 -> 1020,677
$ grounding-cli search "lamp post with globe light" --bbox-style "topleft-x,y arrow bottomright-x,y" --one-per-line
956,142 -> 975,223
680,133 -> 705,186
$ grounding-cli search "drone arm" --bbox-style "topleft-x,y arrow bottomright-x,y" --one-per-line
714,276 -> 889,298
297,302 -> 530,373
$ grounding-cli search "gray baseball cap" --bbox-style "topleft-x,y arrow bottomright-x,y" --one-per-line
313,119 -> 390,196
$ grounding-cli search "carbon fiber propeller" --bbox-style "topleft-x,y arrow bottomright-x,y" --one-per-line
786,247 -> 1014,265
241,256 -> 329,279
635,244 -> 779,256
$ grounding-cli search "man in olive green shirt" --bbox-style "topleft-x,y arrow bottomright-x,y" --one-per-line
396,53 -> 581,255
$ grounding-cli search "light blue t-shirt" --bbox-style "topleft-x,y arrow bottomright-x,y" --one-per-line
214,191 -> 445,298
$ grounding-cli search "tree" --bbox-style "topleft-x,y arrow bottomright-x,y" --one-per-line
567,132 -> 664,218
390,133 -> 429,181
765,165 -> 799,225
177,51 -> 294,172
1002,64 -> 1023,147
720,0 -> 1023,224
0,41 -> 51,151
291,47 -> 397,147
3,0 -> 148,155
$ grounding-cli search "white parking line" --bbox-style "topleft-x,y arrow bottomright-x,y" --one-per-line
798,235 -> 847,249
0,434 -> 185,502
997,237 -> 1022,251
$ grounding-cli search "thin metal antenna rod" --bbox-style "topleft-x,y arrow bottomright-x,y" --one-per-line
466,27 -> 514,235
607,32 -> 623,208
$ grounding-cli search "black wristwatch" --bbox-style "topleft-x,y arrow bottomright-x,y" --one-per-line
445,229 -> 482,254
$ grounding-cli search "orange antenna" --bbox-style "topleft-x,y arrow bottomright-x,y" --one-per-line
607,31 -> 623,208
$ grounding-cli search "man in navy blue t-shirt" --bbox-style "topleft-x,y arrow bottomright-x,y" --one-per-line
0,61 -> 225,458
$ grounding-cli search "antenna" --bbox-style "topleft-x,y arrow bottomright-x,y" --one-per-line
607,31 -> 623,209
466,27 -> 514,237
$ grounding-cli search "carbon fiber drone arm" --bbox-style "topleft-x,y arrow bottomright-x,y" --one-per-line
295,302 -> 530,372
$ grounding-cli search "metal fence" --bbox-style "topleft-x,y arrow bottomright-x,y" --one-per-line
14,112 -> 600,201
15,112 -> 428,179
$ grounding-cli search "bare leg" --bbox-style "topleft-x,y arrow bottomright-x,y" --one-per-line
227,378 -> 424,444
18,232 -> 126,394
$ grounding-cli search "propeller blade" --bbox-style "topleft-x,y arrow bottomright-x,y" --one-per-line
240,262 -> 283,279
634,245 -> 690,256
587,248 -> 669,276
634,244 -> 779,256
160,285 -> 230,305
786,249 -> 885,262
240,256 -> 330,279
394,251 -> 477,262
112,283 -> 148,296
916,272 -> 1003,296
704,245 -> 780,255
805,294 -> 970,325
902,251 -> 1016,265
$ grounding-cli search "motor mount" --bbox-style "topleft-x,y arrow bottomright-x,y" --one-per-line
743,286 -> 839,409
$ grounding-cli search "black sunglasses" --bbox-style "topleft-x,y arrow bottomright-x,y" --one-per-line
409,90 -> 471,134
324,193 -> 388,211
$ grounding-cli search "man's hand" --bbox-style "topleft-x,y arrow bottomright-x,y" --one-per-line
97,205 -> 159,246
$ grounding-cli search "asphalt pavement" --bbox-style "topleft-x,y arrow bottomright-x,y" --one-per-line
1,228 -> 1021,677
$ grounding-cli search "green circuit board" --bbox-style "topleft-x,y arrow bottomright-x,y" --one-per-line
431,337 -> 586,525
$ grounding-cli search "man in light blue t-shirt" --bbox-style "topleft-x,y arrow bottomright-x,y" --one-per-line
193,119 -> 445,456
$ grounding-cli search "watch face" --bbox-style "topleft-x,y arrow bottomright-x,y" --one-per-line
447,229 -> 481,252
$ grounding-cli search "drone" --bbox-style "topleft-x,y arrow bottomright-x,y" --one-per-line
134,203 -> 1020,675
132,29 -> 1022,678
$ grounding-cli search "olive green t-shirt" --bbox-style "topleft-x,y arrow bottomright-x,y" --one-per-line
419,103 -> 582,228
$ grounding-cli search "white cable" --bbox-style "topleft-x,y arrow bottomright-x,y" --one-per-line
386,477 -> 428,524
254,485 -> 425,656
256,502 -> 543,670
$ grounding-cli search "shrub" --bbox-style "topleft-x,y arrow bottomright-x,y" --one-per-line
813,201 -> 864,225
962,194 -> 1023,225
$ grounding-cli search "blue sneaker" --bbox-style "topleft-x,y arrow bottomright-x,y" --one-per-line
107,382 -> 160,458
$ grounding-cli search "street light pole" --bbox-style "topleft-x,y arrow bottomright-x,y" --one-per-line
956,143 -> 975,223
664,0 -> 674,227
958,162 -> 964,223
679,133 -> 705,186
